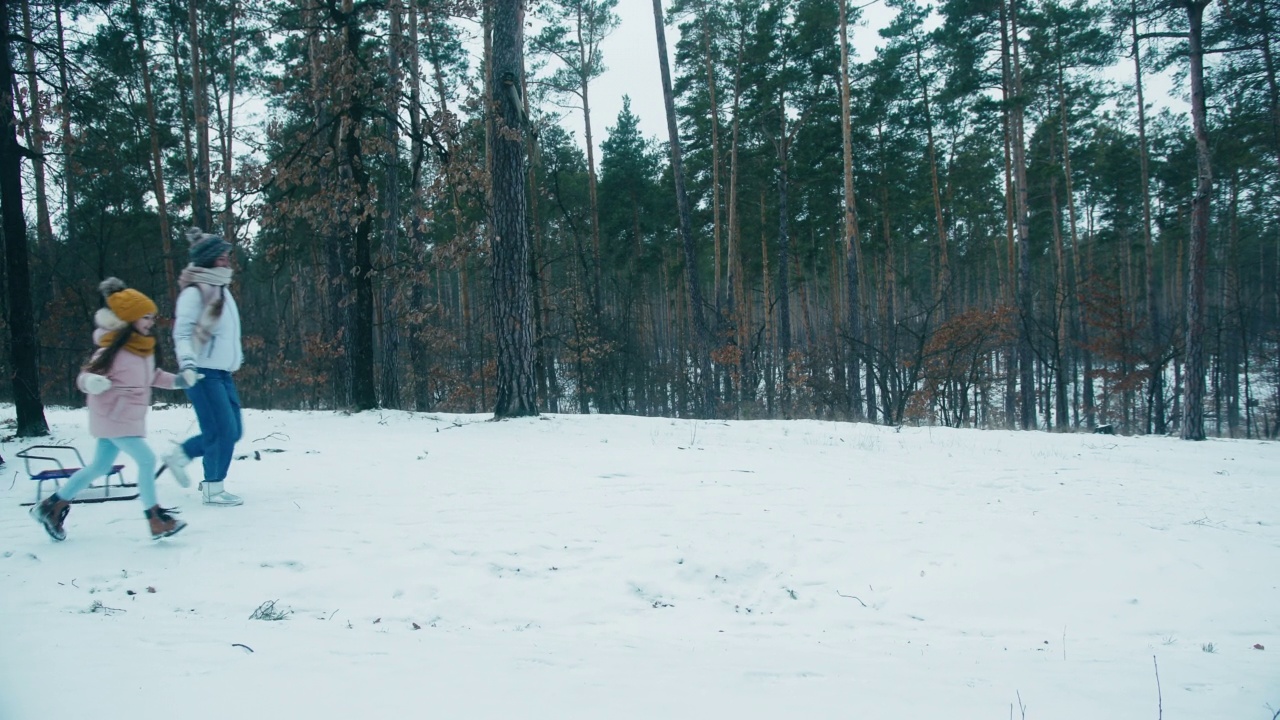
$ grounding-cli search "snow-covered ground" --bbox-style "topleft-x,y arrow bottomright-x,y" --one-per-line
1,405 -> 1277,719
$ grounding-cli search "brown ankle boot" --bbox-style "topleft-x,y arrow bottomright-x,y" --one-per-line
145,506 -> 187,539
31,495 -> 71,541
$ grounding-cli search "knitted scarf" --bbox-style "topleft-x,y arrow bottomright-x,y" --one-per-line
179,265 -> 233,348
97,329 -> 156,357
92,307 -> 156,359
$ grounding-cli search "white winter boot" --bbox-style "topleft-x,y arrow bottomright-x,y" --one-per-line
162,445 -> 193,488
202,481 -> 243,506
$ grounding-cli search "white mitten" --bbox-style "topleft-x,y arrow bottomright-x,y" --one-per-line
82,374 -> 112,395
175,369 -> 203,389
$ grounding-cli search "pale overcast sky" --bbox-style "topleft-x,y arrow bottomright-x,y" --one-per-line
584,1 -> 895,156
574,1 -> 1179,161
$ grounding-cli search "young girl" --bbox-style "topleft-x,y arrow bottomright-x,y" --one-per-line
30,278 -> 199,541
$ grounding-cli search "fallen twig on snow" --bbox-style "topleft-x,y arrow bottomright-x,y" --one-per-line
836,590 -> 867,607
253,432 -> 290,443
1153,656 -> 1163,720
249,600 -> 290,621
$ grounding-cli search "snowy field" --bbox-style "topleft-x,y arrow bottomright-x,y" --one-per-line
1,404 -> 1277,719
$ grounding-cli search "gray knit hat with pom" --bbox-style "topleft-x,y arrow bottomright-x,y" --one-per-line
186,227 -> 232,268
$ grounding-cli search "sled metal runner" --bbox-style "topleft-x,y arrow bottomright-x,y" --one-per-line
17,445 -> 138,506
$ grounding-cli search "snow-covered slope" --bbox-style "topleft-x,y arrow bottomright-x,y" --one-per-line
2,406 -> 1276,719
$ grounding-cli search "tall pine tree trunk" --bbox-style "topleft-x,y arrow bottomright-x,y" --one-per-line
1132,0 -> 1163,433
527,107 -> 554,413
491,0 -> 538,418
381,0 -> 404,408
1050,172 -> 1070,428
1224,170 -> 1241,437
1009,0 -> 1035,430
329,0 -> 376,412
696,0 -> 724,317
1,0 -> 49,436
222,0 -> 237,238
130,0 -> 177,303
1181,0 -> 1212,441
166,0 -> 196,227
407,0 -> 426,243
1259,3 -> 1280,425
653,0 -> 713,416
913,45 -> 949,316
18,0 -> 52,259
1055,50 -> 1085,431
1000,0 -> 1018,428
306,0 -> 348,407
839,0 -> 863,420
580,56 -> 602,310
54,0 -> 75,254
726,15 -> 748,412
776,102 -> 792,417
187,0 -> 213,229
404,1 -> 428,408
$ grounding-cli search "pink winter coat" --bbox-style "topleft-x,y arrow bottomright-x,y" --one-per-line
78,329 -> 177,438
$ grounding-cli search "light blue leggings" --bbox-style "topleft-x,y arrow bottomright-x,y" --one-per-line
57,437 -> 158,509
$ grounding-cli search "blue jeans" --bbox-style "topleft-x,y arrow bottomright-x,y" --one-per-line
181,369 -> 243,482
59,437 -> 159,508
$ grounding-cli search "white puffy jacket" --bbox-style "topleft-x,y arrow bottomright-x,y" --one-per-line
173,285 -> 243,373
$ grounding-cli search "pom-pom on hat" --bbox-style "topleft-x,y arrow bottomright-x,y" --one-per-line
186,226 -> 232,268
99,277 -> 157,323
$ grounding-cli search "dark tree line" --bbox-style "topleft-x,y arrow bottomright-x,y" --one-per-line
3,0 -> 1279,441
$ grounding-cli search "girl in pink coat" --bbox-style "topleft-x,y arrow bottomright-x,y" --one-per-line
30,278 -> 199,541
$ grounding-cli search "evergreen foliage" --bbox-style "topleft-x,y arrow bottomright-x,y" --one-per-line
2,0 -> 1278,437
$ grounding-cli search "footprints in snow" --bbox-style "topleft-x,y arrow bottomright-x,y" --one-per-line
258,559 -> 305,571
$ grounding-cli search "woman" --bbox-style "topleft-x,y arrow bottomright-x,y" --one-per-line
164,227 -> 246,506
30,278 -> 194,540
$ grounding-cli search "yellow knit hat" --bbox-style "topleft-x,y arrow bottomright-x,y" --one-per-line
100,278 -> 158,323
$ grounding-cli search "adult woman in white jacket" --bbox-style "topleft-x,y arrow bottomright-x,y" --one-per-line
164,227 -> 246,506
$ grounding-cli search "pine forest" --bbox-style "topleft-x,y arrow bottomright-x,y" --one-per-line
2,0 -> 1278,440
